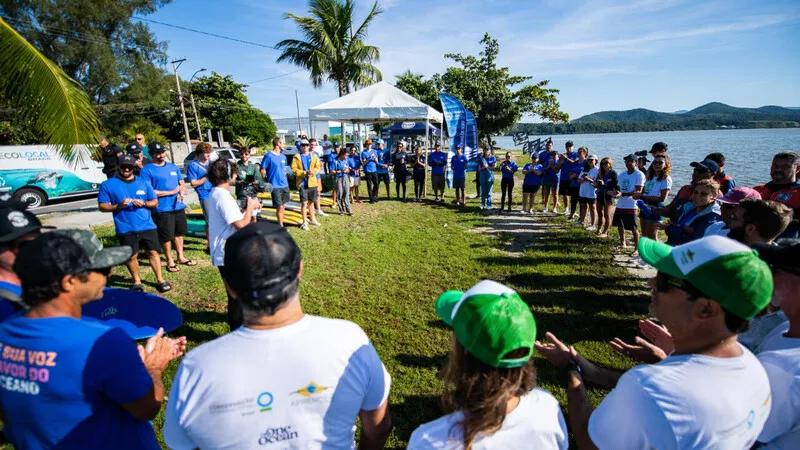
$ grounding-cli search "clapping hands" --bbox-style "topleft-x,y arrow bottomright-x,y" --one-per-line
609,320 -> 672,363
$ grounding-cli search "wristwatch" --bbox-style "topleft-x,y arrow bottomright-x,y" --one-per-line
563,362 -> 582,377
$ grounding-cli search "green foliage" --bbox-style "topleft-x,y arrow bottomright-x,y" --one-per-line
118,118 -> 168,146
394,34 -> 567,140
233,136 -> 256,150
0,17 -> 101,162
277,0 -> 383,96
0,0 -> 171,104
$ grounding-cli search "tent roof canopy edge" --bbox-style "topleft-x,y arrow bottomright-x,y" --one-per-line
308,81 -> 443,124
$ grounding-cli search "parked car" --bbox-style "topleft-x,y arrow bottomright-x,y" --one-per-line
182,147 -> 241,167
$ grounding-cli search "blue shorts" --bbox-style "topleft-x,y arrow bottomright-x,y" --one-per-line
542,180 -> 558,190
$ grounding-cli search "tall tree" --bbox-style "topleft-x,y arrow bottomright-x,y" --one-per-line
0,17 -> 100,160
394,71 -> 442,112
0,0 -> 171,104
276,0 -> 383,97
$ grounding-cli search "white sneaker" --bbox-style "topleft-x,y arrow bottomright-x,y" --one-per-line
300,222 -> 309,231
563,210 -> 571,216
586,226 -> 597,231
316,210 -> 329,217
310,219 -> 322,227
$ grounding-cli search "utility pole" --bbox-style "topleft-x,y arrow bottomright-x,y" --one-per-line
171,58 -> 192,154
189,68 -> 207,141
295,90 -> 303,139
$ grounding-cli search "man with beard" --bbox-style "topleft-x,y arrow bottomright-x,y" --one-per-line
704,187 -> 762,238
725,199 -> 793,247
754,152 -> 800,238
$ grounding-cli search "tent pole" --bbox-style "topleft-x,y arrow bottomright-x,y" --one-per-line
424,118 -> 430,200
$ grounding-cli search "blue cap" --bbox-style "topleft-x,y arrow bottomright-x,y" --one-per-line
375,138 -> 384,144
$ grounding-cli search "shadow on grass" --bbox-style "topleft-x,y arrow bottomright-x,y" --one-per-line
176,309 -> 227,343
427,319 -> 449,330
388,394 -> 443,450
395,353 -> 448,369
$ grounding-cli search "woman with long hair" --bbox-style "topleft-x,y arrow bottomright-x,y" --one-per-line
409,281 -> 568,450
661,178 -> 721,245
412,146 -> 427,202
634,154 -> 672,241
595,157 -> 618,237
392,141 -> 410,200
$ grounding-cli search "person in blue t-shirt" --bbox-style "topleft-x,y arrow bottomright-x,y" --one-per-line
566,146 -> 588,219
328,142 -> 342,204
477,147 -> 497,210
429,144 -> 448,202
348,145 -> 363,203
186,143 -> 214,242
260,137 -> 291,227
451,146 -> 469,206
140,143 -> 196,273
331,147 -> 353,215
541,147 -> 561,213
98,154 -> 171,293
0,200 -> 50,321
521,153 -> 544,213
499,152 -> 519,213
374,139 -> 391,199
0,230 -> 186,450
555,141 -> 578,214
361,139 -> 380,203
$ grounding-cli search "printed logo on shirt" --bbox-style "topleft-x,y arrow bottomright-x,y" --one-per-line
290,381 -> 331,407
258,426 -> 298,446
135,190 -> 145,195
170,171 -> 177,176
101,306 -> 117,318
746,409 -> 755,429
257,391 -> 274,412
209,391 -> 274,417
776,192 -> 792,202
0,343 -> 57,395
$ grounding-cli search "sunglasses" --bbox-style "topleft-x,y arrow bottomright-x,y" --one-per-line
652,160 -> 666,165
655,271 -> 703,297
119,165 -> 134,171
136,138 -> 144,141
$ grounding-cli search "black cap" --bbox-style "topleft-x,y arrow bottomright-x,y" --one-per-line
650,142 -> 668,154
753,239 -> 800,272
638,156 -> 650,164
149,142 -> 166,154
125,143 -> 142,155
118,154 -> 137,166
14,233 -> 91,287
690,158 -> 720,173
223,222 -> 302,303
624,153 -> 638,161
565,141 -> 574,147
0,207 -> 51,244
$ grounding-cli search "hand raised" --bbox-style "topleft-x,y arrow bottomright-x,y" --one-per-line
639,320 -> 674,354
534,332 -> 578,367
609,336 -> 667,364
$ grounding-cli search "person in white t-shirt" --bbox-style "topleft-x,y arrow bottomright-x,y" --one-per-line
633,154 -> 672,241
535,236 -> 774,449
408,280 -> 568,450
205,159 -> 259,330
750,240 -> 800,448
610,154 -> 645,250
576,154 -> 599,230
321,134 -> 333,173
163,222 -> 392,450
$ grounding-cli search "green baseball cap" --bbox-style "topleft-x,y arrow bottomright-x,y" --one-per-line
435,280 -> 536,368
52,229 -> 132,270
638,235 -> 773,320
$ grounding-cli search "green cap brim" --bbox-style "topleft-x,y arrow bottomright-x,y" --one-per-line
435,290 -> 464,326
90,246 -> 133,270
638,238 -> 683,278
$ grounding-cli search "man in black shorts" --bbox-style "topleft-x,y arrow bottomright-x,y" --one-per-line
98,154 -> 172,293
140,143 -> 197,273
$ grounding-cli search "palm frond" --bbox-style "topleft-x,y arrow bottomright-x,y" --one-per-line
350,1 -> 383,43
0,18 -> 101,165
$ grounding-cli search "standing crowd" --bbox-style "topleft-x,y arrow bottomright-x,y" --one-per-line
0,134 -> 796,449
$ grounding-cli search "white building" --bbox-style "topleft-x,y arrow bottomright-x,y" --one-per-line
271,117 -> 370,141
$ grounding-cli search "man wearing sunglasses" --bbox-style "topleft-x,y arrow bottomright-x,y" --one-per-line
0,230 -> 185,449
535,235 -> 773,449
98,154 -> 172,293
0,196 -> 53,322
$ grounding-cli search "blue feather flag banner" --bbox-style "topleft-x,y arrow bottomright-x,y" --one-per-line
439,93 -> 467,151
465,110 -> 479,160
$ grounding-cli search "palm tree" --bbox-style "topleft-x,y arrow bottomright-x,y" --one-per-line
0,18 -> 101,162
276,0 -> 383,97
233,136 -> 256,151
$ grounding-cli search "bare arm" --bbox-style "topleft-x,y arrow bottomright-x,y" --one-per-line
566,371 -> 599,450
98,200 -> 130,213
358,399 -> 391,450
122,330 -> 179,421
232,198 -> 259,229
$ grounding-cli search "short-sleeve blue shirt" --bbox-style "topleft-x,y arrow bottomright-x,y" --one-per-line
376,149 -> 391,174
429,152 -> 448,176
186,161 -> 212,200
259,152 -> 289,189
97,177 -> 156,235
451,155 -> 468,179
0,316 -> 158,449
570,160 -> 587,188
559,152 -> 577,179
501,160 -> 519,180
348,155 -> 362,176
523,163 -> 544,186
361,149 -> 378,173
139,162 -> 185,212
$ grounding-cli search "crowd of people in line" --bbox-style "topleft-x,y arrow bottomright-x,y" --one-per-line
0,133 -> 796,448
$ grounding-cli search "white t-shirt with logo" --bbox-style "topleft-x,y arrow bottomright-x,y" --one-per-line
757,345 -> 800,448
578,167 -> 599,199
322,140 -> 333,155
588,344 -> 771,449
206,186 -> 243,267
643,175 -> 673,201
163,315 -> 391,450
616,169 -> 646,210
408,388 -> 567,450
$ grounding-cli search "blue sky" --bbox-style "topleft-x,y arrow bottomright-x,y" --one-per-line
142,0 -> 800,121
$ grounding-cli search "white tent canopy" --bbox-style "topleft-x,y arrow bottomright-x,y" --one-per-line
308,81 -> 443,124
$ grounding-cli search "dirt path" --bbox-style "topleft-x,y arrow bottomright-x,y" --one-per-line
476,209 -> 656,279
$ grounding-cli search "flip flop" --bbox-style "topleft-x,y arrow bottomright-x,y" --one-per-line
166,265 -> 180,273
177,259 -> 198,266
131,284 -> 144,292
157,281 -> 173,293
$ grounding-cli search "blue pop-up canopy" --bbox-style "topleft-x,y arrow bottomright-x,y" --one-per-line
82,288 -> 183,340
380,121 -> 444,137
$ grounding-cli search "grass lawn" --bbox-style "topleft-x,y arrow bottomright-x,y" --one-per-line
92,175 -> 651,449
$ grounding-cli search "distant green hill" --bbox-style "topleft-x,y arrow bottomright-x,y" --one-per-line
511,103 -> 800,135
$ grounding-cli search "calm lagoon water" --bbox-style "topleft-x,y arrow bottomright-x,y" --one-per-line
493,128 -> 800,189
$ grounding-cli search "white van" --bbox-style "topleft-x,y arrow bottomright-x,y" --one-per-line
0,145 -> 106,208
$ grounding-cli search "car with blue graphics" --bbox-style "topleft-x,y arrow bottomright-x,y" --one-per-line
0,145 -> 106,208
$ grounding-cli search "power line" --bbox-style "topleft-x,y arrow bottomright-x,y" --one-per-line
134,16 -> 278,50
246,69 -> 305,84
